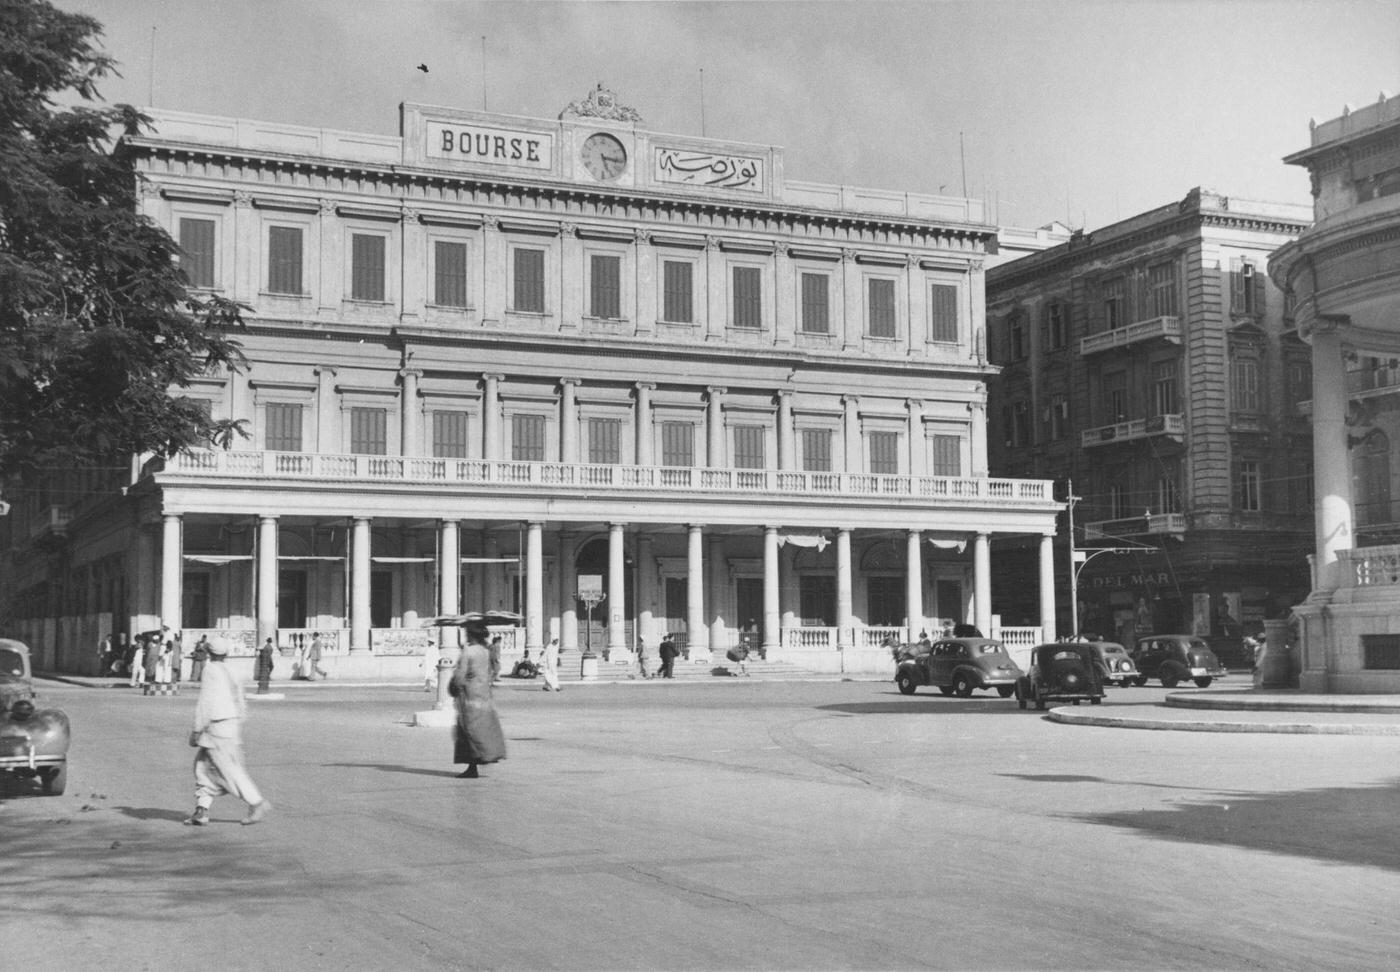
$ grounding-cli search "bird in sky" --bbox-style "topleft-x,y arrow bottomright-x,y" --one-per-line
416,63 -> 429,73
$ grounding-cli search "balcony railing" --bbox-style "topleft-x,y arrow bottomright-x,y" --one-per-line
1079,315 -> 1182,356
1083,513 -> 1186,540
163,450 -> 1057,507
1341,544 -> 1400,588
1080,414 -> 1185,448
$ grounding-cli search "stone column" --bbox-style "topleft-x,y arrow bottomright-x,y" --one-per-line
483,533 -> 500,612
399,368 -> 421,457
905,529 -> 923,636
526,522 -> 544,652
132,525 -> 158,636
314,366 -> 337,454
842,395 -> 861,473
836,528 -> 853,649
559,532 -> 579,651
687,525 -> 708,658
777,390 -> 795,470
906,399 -> 925,477
560,378 -> 580,464
763,526 -> 780,654
438,520 -> 460,616
779,542 -> 797,634
1038,532 -> 1057,643
256,515 -> 278,646
160,514 -> 183,634
706,386 -> 726,468
351,517 -> 371,652
973,532 -> 991,636
607,523 -> 627,656
483,373 -> 503,461
635,381 -> 655,466
708,535 -> 728,654
1311,322 -> 1352,590
968,399 -> 988,477
636,534 -> 656,651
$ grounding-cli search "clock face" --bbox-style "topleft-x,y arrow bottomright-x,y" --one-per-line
581,132 -> 627,181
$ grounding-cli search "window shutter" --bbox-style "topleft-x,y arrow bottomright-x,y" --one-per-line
931,435 -> 960,476
432,411 -> 468,458
733,266 -> 762,328
351,234 -> 386,301
178,218 -> 216,289
514,249 -> 545,313
266,403 -> 303,452
511,413 -> 546,461
801,273 -> 829,333
434,242 -> 468,308
351,408 -> 387,455
868,278 -> 896,338
661,422 -> 694,467
733,425 -> 765,468
268,226 -> 303,295
801,429 -> 832,472
929,284 -> 957,342
663,261 -> 693,323
868,431 -> 899,474
588,418 -> 622,464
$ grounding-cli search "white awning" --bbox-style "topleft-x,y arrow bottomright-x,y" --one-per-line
777,533 -> 830,551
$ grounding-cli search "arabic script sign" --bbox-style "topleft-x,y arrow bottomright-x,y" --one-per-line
654,148 -> 764,192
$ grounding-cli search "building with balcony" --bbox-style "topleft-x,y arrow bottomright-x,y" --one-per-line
0,87 -> 1061,676
985,189 -> 1312,655
1270,90 -> 1400,692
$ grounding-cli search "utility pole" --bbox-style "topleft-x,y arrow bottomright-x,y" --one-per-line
1067,479 -> 1082,635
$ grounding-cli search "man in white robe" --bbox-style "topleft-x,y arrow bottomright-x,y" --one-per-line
183,639 -> 272,826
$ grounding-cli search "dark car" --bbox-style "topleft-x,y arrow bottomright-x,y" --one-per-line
0,638 -> 70,796
1016,642 -> 1105,710
895,637 -> 1022,698
1132,635 -> 1228,688
1068,638 -> 1139,687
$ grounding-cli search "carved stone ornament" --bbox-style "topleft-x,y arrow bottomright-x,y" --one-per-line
634,228 -> 651,245
319,198 -> 338,215
841,248 -> 857,263
559,83 -> 644,123
559,221 -> 577,237
137,178 -> 160,199
233,190 -> 253,208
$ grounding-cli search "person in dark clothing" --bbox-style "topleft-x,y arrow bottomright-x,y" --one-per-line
254,638 -> 275,694
657,634 -> 678,679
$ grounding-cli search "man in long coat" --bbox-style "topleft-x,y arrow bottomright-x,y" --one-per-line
450,618 -> 506,778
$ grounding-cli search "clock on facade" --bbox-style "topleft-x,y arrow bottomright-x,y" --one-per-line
581,132 -> 627,181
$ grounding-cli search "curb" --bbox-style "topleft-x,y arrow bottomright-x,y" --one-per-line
1047,707 -> 1400,736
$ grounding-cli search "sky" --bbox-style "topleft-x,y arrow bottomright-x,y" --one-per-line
63,0 -> 1400,231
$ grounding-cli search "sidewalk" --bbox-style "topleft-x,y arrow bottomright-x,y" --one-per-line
1050,690 -> 1400,735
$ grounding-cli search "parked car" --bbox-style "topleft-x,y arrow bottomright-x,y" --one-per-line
1131,635 -> 1228,688
0,638 -> 70,796
1016,642 -> 1105,710
895,637 -> 1022,698
1069,638 -> 1139,687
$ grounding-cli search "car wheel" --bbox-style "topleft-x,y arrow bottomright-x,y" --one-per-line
952,674 -> 974,698
42,764 -> 67,796
1194,677 -> 1213,688
938,685 -> 955,696
1134,676 -> 1149,687
997,685 -> 1015,698
896,672 -> 917,695
1160,669 -> 1180,689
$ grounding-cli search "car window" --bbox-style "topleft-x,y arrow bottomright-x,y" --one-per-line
0,649 -> 24,676
974,644 -> 999,655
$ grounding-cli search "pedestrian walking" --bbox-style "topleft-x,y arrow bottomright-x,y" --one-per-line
189,635 -> 209,682
127,635 -> 146,687
142,633 -> 161,684
450,616 -> 507,778
254,638 -> 275,694
183,638 -> 271,826
540,637 -> 562,691
295,634 -> 310,680
422,638 -> 440,693
306,632 -> 327,681
155,626 -> 174,684
98,633 -> 113,676
657,633 -> 678,679
488,634 -> 503,683
170,631 -> 184,683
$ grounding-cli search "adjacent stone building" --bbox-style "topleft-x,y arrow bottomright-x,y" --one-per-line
0,88 -> 1060,676
1270,91 -> 1400,692
986,189 -> 1312,657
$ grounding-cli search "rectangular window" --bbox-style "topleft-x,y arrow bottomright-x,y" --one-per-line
1103,371 -> 1127,423
1231,357 -> 1261,412
801,429 -> 832,472
589,254 -> 621,319
1152,360 -> 1179,416
800,272 -> 829,334
733,425 -> 765,469
1148,262 -> 1178,318
350,234 -> 386,301
1287,359 -> 1312,406
431,411 -> 468,458
868,431 -> 899,475
511,413 -> 545,461
1048,395 -> 1068,441
178,218 -> 216,289
929,283 -> 958,343
1158,474 -> 1181,514
267,226 -> 304,295
265,403 -> 303,452
868,278 -> 896,338
587,418 -> 621,465
1046,301 -> 1067,349
661,422 -> 694,467
1238,460 -> 1262,512
732,266 -> 762,328
513,247 -> 545,313
1109,481 -> 1130,519
1103,277 -> 1126,329
350,407 -> 387,455
930,435 -> 961,476
1231,258 -> 1261,315
1362,635 -> 1400,670
662,261 -> 693,323
1011,402 -> 1030,447
433,241 -> 468,308
1008,314 -> 1026,360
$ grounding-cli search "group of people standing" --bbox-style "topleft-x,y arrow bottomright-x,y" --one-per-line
105,627 -> 216,686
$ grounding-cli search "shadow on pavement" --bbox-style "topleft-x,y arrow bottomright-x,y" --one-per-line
819,695 -> 1022,715
322,761 -> 459,778
112,805 -> 190,823
1000,772 -> 1243,793
1069,777 -> 1400,872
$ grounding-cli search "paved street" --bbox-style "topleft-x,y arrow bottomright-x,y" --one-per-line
5,677 -> 1400,971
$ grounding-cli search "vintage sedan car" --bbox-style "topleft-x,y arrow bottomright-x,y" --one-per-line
0,638 -> 70,796
1132,635 -> 1228,688
1016,642 -> 1105,710
895,637 -> 1022,698
1071,638 -> 1139,687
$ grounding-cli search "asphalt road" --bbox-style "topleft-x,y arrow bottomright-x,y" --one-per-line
4,677 -> 1400,971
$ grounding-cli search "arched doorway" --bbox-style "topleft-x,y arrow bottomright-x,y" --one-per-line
574,536 -> 635,654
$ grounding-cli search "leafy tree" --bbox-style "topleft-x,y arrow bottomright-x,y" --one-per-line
0,0 -> 245,485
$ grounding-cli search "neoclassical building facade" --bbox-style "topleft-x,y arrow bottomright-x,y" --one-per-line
1270,91 -> 1400,692
2,89 -> 1060,675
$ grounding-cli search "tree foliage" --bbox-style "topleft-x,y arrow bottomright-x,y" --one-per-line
0,0 -> 246,483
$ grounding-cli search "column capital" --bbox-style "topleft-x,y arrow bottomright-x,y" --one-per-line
398,367 -> 423,381
257,514 -> 279,524
906,398 -> 924,411
706,385 -> 727,398
314,365 -> 337,379
634,380 -> 657,392
775,388 -> 793,401
842,395 -> 860,408
560,376 -> 583,387
482,372 -> 505,383
439,518 -> 460,526
608,521 -> 628,530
